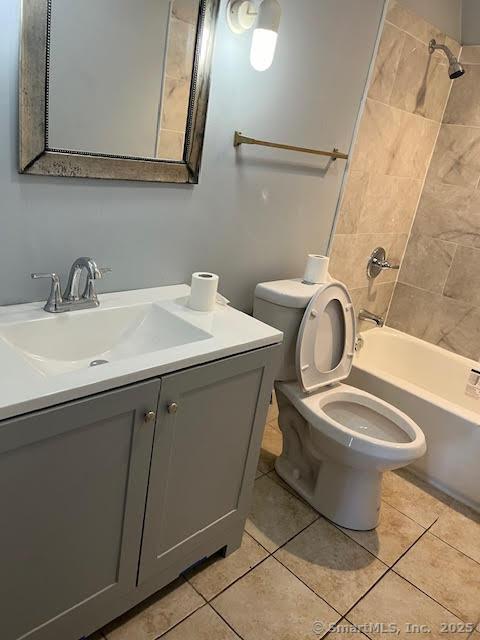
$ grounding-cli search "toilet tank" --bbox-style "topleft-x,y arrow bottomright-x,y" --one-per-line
253,279 -> 320,380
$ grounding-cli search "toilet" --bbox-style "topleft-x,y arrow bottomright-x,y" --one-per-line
254,278 -> 426,530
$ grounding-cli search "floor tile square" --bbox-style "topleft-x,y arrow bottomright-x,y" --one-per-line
245,474 -> 317,552
161,605 -> 240,639
339,501 -> 425,565
102,578 -> 204,640
324,619 -> 370,640
349,571 -> 468,640
184,532 -> 268,600
275,518 -> 388,614
382,470 -> 446,527
212,556 -> 340,640
257,420 -> 283,474
395,533 -> 480,623
430,504 -> 480,564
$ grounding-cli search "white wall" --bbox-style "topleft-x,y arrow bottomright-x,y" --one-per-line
0,0 -> 384,311
400,0 -> 462,41
462,0 -> 480,45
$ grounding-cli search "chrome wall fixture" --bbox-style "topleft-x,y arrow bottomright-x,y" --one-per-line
367,247 -> 400,279
429,39 -> 465,79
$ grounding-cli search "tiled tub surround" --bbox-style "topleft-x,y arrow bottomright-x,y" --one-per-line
156,0 -> 198,160
330,1 -> 459,330
389,45 -> 480,360
88,414 -> 480,640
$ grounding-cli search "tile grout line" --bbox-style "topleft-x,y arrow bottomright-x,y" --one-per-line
338,520 -> 438,635
440,243 -> 459,297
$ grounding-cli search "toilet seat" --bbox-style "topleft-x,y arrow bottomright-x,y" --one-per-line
296,281 -> 356,392
277,380 -> 426,464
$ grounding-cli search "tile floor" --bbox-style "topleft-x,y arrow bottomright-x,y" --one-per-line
93,398 -> 480,640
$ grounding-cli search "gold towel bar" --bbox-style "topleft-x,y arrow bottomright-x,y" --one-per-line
233,131 -> 349,161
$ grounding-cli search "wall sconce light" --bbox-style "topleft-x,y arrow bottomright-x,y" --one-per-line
227,0 -> 282,72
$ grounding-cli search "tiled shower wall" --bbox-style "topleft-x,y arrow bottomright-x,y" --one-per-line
388,45 -> 480,360
329,0 -> 459,331
156,0 -> 198,160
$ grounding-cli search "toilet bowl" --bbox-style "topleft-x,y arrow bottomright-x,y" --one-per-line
254,277 -> 426,530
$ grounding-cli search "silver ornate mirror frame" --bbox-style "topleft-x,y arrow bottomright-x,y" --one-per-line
18,0 -> 220,184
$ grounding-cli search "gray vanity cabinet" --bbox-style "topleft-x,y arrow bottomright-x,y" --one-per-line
138,348 -> 275,584
0,344 -> 279,640
0,380 -> 160,640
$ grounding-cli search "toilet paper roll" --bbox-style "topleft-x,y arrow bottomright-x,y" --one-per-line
303,254 -> 330,284
189,272 -> 219,311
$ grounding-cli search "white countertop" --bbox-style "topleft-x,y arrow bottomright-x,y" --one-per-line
0,285 -> 282,421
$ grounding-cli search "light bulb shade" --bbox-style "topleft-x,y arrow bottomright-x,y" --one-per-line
250,28 -> 278,71
256,0 -> 281,32
249,0 -> 281,71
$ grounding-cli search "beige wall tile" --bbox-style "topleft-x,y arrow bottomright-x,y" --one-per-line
386,1 -> 444,45
172,0 -> 199,25
339,501 -> 424,566
390,34 -> 452,122
444,245 -> 480,306
395,533 -> 480,623
349,571 -> 468,640
212,557 -> 340,640
336,171 -> 369,234
461,46 -> 480,64
161,76 -> 191,132
413,181 -> 480,248
274,518 -> 387,614
352,100 -> 439,179
185,533 -> 268,601
399,233 -> 456,293
162,605 -> 239,640
157,129 -> 184,161
103,578 -> 204,640
444,36 -> 462,60
350,282 -> 395,331
387,282 -> 480,360
368,23 -> 405,104
444,65 -> 480,127
245,475 -> 317,552
165,17 -> 196,80
427,124 -> 480,188
359,175 -> 422,233
330,233 -> 407,290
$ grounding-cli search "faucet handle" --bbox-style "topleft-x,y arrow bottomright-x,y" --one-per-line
31,272 -> 59,282
31,273 -> 63,312
95,266 -> 112,279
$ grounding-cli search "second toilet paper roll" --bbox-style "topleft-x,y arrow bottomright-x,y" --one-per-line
189,272 -> 219,311
303,254 -> 330,284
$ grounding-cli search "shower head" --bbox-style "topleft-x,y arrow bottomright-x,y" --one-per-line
429,39 -> 465,79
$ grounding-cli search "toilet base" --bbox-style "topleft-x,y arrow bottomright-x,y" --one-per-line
275,455 -> 381,530
275,390 -> 382,530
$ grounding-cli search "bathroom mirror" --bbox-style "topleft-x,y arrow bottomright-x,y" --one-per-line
19,0 -> 219,183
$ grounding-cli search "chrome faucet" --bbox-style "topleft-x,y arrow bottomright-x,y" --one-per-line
32,257 -> 111,313
358,308 -> 384,327
367,247 -> 400,279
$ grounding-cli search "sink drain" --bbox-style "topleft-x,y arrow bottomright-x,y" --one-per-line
89,359 -> 109,367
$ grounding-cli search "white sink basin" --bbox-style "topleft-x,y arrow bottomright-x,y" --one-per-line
0,303 -> 211,376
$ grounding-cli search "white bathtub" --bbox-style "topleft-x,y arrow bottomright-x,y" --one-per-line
348,327 -> 480,511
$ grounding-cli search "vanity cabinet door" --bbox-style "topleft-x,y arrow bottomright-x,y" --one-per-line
0,380 -> 160,640
138,347 -> 278,585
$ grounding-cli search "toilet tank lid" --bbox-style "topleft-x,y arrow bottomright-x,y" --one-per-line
255,279 -> 321,309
